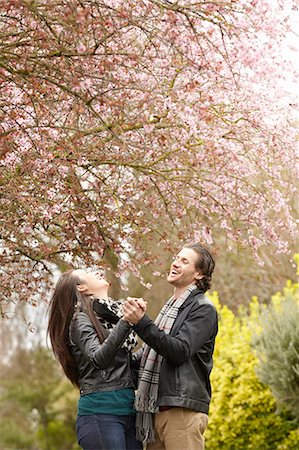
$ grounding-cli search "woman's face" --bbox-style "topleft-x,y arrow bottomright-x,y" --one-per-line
74,269 -> 110,296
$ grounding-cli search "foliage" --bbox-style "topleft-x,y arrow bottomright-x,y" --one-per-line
205,291 -> 299,450
252,272 -> 299,421
0,413 -> 35,450
277,428 -> 299,450
0,0 -> 298,309
0,346 -> 79,450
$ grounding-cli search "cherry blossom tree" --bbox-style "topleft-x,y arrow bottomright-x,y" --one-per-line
0,0 -> 298,312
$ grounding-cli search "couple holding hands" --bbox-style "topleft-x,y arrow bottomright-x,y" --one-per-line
48,243 -> 218,450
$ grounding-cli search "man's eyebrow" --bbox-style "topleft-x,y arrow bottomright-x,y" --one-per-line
176,255 -> 189,262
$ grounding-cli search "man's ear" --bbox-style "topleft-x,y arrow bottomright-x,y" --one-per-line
77,284 -> 87,293
195,273 -> 203,280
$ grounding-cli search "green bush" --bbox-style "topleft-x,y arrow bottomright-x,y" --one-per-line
253,276 -> 299,421
205,290 -> 299,450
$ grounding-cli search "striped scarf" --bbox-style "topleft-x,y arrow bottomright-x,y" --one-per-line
135,285 -> 197,443
94,298 -> 138,353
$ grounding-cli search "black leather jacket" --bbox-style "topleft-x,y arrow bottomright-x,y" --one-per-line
134,288 -> 218,414
69,310 -> 135,396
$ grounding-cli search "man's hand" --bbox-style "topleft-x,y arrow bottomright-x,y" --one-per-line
122,297 -> 147,325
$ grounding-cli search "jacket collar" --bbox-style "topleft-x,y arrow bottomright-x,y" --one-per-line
178,287 -> 204,310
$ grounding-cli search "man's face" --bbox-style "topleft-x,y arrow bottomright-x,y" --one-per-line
167,247 -> 202,289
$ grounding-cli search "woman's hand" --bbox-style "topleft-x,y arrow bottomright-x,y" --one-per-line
127,297 -> 147,311
122,297 -> 147,325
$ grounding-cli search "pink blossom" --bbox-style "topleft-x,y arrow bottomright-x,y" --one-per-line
58,165 -> 69,178
86,214 -> 97,222
76,42 -> 87,54
143,124 -> 155,133
202,227 -> 213,245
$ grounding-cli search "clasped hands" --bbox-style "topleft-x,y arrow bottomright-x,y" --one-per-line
122,297 -> 147,325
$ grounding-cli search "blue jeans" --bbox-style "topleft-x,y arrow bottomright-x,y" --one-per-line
76,414 -> 142,450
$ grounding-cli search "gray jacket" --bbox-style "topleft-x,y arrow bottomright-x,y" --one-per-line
134,289 -> 218,414
70,312 -> 135,396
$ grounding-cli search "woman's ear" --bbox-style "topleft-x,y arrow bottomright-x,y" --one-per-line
195,273 -> 203,280
77,284 -> 87,293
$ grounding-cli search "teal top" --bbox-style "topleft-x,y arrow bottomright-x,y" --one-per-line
78,388 -> 136,416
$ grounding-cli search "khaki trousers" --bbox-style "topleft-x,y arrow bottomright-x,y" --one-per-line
147,407 -> 208,450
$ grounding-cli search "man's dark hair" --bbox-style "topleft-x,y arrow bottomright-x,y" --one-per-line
184,243 -> 215,292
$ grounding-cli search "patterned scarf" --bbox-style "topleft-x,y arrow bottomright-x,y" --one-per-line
135,285 -> 197,443
94,298 -> 138,353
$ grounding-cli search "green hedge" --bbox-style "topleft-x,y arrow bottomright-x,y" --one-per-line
205,273 -> 299,450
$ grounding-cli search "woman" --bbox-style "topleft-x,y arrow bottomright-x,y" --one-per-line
47,268 -> 144,450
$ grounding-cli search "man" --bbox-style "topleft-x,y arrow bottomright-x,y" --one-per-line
122,243 -> 218,450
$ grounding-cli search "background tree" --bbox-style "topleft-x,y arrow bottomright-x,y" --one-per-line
210,230 -> 299,310
126,230 -> 299,314
0,0 -> 298,313
0,345 -> 79,450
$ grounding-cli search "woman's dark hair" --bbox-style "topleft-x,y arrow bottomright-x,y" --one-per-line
47,270 -> 107,388
185,243 -> 215,292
